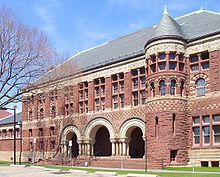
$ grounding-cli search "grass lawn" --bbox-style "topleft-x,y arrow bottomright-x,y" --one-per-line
1,162 -> 220,177
165,166 -> 220,172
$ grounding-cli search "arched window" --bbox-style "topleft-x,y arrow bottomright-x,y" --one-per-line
196,78 -> 205,96
180,81 -> 184,97
150,82 -> 155,97
170,80 -> 176,95
159,80 -> 166,96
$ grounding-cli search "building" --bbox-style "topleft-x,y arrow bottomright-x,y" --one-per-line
0,112 -> 22,162
22,7 -> 220,168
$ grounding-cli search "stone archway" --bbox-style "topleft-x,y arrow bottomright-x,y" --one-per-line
119,118 -> 145,158
61,125 -> 82,157
84,118 -> 115,156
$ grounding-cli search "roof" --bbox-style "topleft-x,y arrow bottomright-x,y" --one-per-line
0,112 -> 22,125
0,110 -> 12,119
35,9 -> 220,85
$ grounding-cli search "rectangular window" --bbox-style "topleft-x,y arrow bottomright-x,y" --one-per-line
159,63 -> 166,71
120,95 -> 124,108
113,95 -> 118,109
95,87 -> 100,97
190,55 -> 199,63
39,128 -> 43,137
179,63 -> 184,71
172,114 -> 176,135
193,127 -> 200,144
193,116 -> 200,124
169,63 -> 176,70
203,116 -> 210,124
201,62 -> 209,70
113,83 -> 118,93
50,127 -> 55,136
120,81 -> 124,93
190,64 -> 199,72
133,78 -> 138,90
169,53 -> 176,60
159,53 -> 166,60
213,115 -> 220,122
140,90 -> 145,105
170,150 -> 177,162
95,99 -> 100,111
29,129 -> 33,138
203,127 -> 210,144
133,91 -> 138,106
201,52 -> 209,60
213,126 -> 220,143
140,77 -> 145,89
150,64 -> 156,73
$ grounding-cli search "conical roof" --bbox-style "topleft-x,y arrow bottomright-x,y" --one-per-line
151,7 -> 184,40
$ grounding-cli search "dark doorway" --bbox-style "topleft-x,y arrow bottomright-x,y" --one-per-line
129,127 -> 144,158
68,133 -> 79,158
94,126 -> 111,156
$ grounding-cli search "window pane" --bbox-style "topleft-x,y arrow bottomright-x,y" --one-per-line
193,127 -> 200,135
202,62 -> 209,70
169,63 -> 176,70
193,117 -> 200,124
133,79 -> 138,90
191,64 -> 199,72
169,53 -> 176,60
159,63 -> 166,71
159,53 -> 166,60
203,116 -> 210,123
190,56 -> 198,63
179,63 -> 184,71
213,115 -> 220,122
215,135 -> 220,143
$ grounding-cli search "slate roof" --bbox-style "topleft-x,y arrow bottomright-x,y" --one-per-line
0,112 -> 22,125
35,9 -> 220,85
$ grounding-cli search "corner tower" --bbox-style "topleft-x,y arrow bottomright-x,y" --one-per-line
145,7 -> 190,168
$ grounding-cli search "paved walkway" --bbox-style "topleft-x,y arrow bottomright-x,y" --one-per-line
0,166 -> 120,177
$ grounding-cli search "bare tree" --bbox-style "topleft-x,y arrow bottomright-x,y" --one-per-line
0,7 -> 61,108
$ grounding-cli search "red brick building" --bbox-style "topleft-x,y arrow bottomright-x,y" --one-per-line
22,8 -> 220,168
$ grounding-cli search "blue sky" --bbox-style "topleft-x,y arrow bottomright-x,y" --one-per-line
1,0 -> 220,112
1,0 -> 220,57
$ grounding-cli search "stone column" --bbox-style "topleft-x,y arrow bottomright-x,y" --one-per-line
116,142 -> 119,156
77,140 -> 82,156
119,142 -> 122,156
122,142 -> 126,156
165,51 -> 169,71
87,143 -> 90,156
110,139 -> 116,156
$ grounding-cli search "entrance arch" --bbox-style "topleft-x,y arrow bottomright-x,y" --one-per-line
119,118 -> 145,158
61,125 -> 81,158
84,118 -> 115,156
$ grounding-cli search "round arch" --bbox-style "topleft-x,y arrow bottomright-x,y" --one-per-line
119,118 -> 145,138
84,118 -> 115,140
61,125 -> 82,142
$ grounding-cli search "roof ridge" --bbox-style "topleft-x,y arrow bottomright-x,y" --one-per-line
176,9 -> 220,20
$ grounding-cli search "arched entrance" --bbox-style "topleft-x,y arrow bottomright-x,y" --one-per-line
128,127 -> 144,158
61,125 -> 81,158
119,118 -> 145,158
94,126 -> 111,156
66,132 -> 79,158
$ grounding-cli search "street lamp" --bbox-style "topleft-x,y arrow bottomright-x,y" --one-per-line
0,106 -> 17,164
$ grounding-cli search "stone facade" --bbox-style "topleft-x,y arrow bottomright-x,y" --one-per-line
22,9 -> 220,169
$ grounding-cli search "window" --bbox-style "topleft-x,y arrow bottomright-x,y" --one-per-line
170,150 -> 177,162
155,117 -> 159,138
120,95 -> 124,108
140,90 -> 146,105
94,78 -> 105,112
193,116 -> 200,124
151,82 -> 155,97
132,78 -> 138,90
201,52 -> 209,60
133,91 -> 138,106
190,55 -> 198,63
39,108 -> 44,119
179,63 -> 184,72
179,54 -> 184,61
39,128 -> 43,137
50,127 -> 55,136
196,78 -> 205,96
213,126 -> 220,143
159,80 -> 166,96
159,63 -> 166,71
78,82 -> 88,113
169,63 -> 176,70
150,64 -> 156,73
203,127 -> 210,144
113,83 -> 118,93
202,62 -> 209,70
172,114 -> 176,135
51,106 -> 56,117
29,129 -> 32,138
140,77 -> 145,89
191,64 -> 199,72
112,73 -> 124,109
159,53 -> 166,60
180,81 -> 184,97
203,116 -> 210,124
170,80 -> 176,95
213,115 -> 220,122
113,95 -> 118,109
51,141 -> 55,150
28,110 -> 33,121
169,53 -> 176,60
193,127 -> 200,144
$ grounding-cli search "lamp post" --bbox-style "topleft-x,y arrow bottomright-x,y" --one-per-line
0,106 -> 17,164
